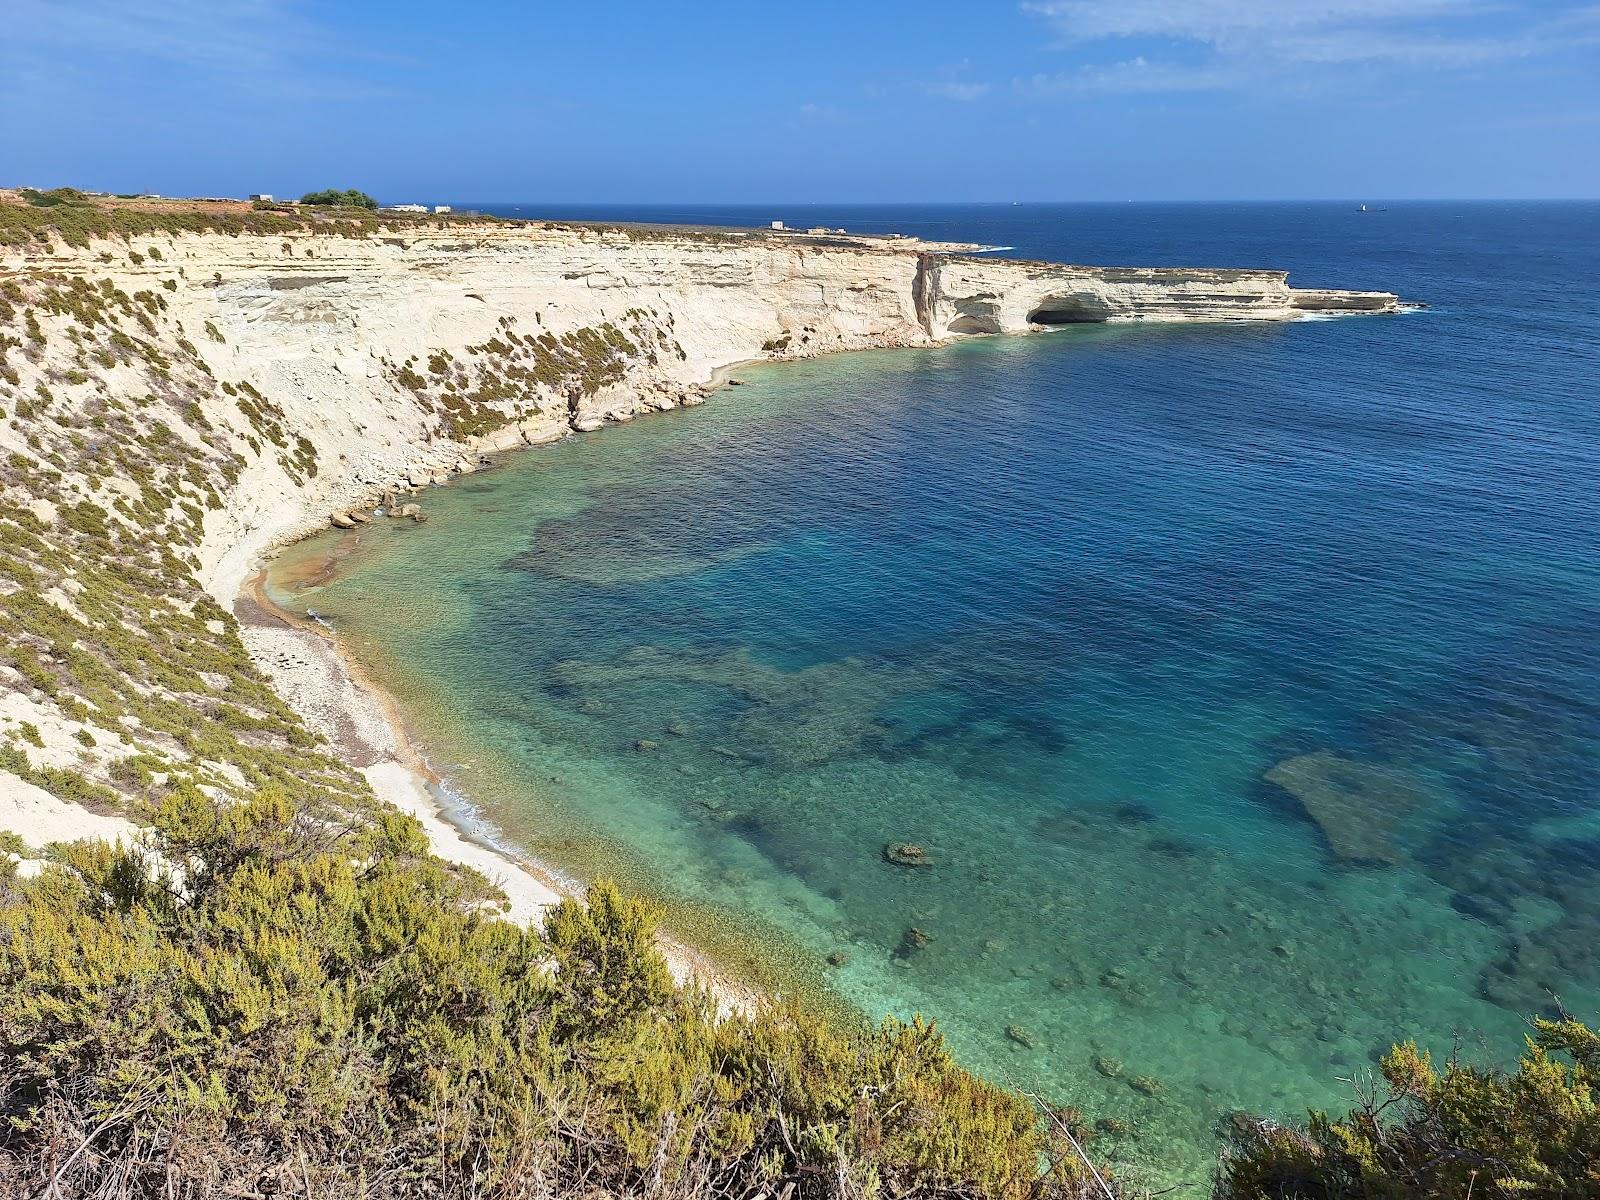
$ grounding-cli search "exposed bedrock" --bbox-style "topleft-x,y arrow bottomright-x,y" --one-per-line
0,224 -> 1398,606
926,257 -> 1400,335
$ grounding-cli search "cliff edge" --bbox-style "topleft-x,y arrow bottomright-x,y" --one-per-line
0,194 -> 1397,883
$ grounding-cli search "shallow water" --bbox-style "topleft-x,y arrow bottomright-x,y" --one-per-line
271,202 -> 1600,1189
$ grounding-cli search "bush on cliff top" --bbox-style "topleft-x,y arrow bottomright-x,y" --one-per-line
299,188 -> 379,209
1217,1017 -> 1600,1200
0,788 -> 1096,1199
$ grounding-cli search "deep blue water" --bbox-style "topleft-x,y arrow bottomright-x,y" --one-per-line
275,202 -> 1600,1188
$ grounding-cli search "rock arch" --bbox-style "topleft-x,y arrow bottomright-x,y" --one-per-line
1026,292 -> 1115,325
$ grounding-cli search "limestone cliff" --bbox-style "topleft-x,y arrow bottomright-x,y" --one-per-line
0,209 -> 1396,862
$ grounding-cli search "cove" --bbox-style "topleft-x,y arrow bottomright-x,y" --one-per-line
269,203 -> 1600,1189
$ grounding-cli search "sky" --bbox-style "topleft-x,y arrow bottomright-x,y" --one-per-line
4,0 -> 1599,202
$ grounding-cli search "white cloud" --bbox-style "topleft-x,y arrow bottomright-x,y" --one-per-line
1020,57 -> 1240,95
1021,0 -> 1479,47
3,0 -> 403,101
1019,0 -> 1600,93
923,80 -> 994,101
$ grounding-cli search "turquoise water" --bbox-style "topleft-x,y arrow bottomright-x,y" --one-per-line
272,203 -> 1600,1189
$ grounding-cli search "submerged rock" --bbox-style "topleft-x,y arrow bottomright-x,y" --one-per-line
1129,1075 -> 1163,1097
883,841 -> 935,868
826,951 -> 849,968
1005,1025 -> 1038,1050
895,926 -> 934,958
1263,750 -> 1434,864
1096,1118 -> 1130,1137
1093,1055 -> 1123,1079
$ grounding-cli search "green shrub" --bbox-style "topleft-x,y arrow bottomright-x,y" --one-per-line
19,188 -> 88,209
1217,1020 -> 1600,1200
0,790 -> 1096,1199
299,188 -> 379,209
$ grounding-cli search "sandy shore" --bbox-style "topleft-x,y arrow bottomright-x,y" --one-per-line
237,488 -> 757,1010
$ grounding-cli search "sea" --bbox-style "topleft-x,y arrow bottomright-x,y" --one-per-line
268,202 -> 1600,1189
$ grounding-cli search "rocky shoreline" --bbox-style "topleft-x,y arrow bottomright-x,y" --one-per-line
0,211 -> 1398,1007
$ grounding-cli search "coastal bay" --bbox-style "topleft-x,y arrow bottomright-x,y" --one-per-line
5,194 -> 1595,1195
264,202 -> 1600,1188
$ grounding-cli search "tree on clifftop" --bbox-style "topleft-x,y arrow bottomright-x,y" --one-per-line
298,187 -> 378,208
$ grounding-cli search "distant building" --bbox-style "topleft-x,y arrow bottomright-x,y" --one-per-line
249,193 -> 273,202
769,220 -> 785,230
387,203 -> 429,214
433,205 -> 452,215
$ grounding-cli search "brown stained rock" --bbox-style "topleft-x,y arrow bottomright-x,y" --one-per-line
1005,1025 -> 1038,1049
896,926 -> 934,958
1093,1055 -> 1123,1078
1264,750 -> 1434,864
883,841 -> 935,868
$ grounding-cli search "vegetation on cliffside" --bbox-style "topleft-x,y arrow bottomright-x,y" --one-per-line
1218,1020 -> 1600,1200
3,207 -> 1590,1200
0,188 -> 486,248
0,792 -> 1097,1198
0,220 -> 1107,1198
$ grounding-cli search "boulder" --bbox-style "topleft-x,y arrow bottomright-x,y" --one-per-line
1263,750 -> 1433,864
348,510 -> 371,525
883,841 -> 935,868
895,927 -> 934,958
1005,1025 -> 1038,1050
329,512 -> 355,529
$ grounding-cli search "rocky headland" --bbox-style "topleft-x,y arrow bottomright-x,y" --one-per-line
0,193 -> 1398,939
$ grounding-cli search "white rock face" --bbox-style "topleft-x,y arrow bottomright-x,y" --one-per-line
923,257 -> 1398,336
0,218 -> 1396,933
2,223 -> 1396,610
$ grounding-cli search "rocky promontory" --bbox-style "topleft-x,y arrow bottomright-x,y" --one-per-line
0,193 -> 1398,889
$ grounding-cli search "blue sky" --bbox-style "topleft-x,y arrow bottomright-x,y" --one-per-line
5,0 -> 1599,201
